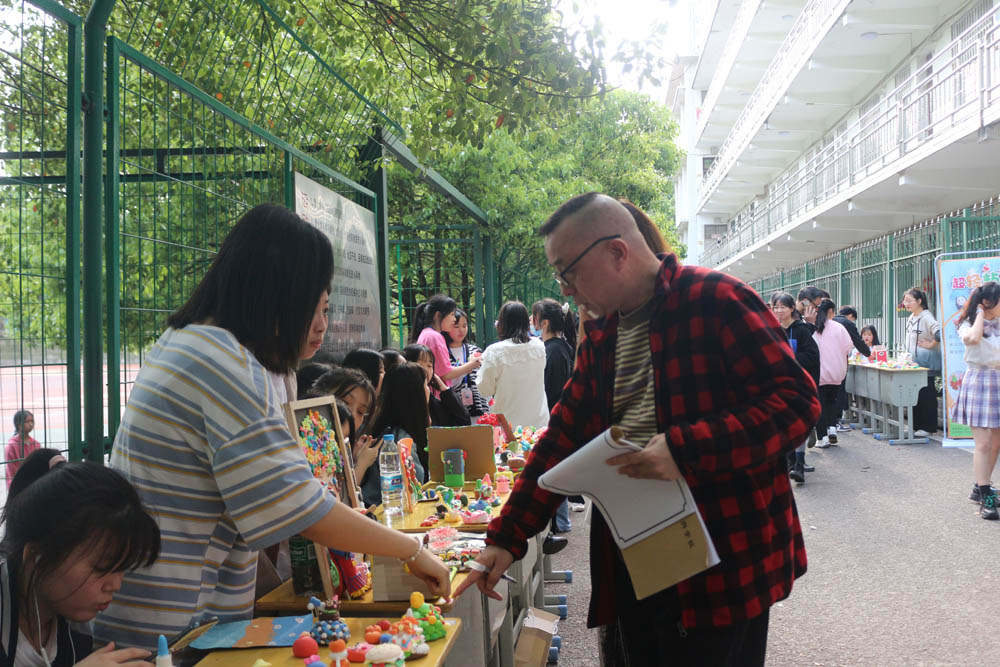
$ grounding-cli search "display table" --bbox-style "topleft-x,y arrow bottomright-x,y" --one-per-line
375,492 -> 512,533
847,363 -> 930,445
256,574 -> 466,615
194,617 -> 461,666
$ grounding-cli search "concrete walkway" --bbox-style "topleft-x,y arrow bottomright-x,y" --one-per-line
541,430 -> 1000,665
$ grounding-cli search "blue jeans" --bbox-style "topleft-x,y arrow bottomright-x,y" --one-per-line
552,499 -> 571,533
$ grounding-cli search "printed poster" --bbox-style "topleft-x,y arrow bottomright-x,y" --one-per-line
936,255 -> 1000,440
295,172 -> 382,354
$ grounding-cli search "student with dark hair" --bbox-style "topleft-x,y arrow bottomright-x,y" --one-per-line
296,361 -> 334,399
796,286 -> 830,329
402,344 -> 471,454
411,294 -> 481,390
96,204 -> 449,651
443,309 -> 489,417
361,363 -> 431,505
771,292 -> 820,482
831,305 -> 869,431
5,409 -> 40,489
308,366 -> 376,440
343,348 -> 385,398
903,286 -> 942,436
860,325 -> 881,347
2,449 -> 161,666
380,347 -> 405,374
812,299 -> 854,447
618,199 -> 672,256
478,301 -> 549,428
950,282 -> 1000,518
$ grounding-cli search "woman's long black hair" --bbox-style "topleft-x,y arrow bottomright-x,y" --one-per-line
2,449 -> 160,625
496,301 -> 531,344
368,363 -> 431,456
815,299 -> 837,334
531,299 -> 577,349
409,294 -> 457,343
957,281 -> 1000,328
167,204 -> 333,375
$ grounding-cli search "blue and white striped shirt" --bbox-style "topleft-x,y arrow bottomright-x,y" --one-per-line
94,325 -> 335,650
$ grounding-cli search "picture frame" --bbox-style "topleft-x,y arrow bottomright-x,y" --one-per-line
284,396 -> 361,600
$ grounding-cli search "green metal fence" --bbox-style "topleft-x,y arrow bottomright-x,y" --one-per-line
749,204 -> 1000,349
0,0 -> 82,479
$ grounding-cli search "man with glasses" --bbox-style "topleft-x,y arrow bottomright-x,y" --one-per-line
456,192 -> 820,666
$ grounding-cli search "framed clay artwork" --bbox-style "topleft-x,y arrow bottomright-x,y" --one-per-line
285,396 -> 360,509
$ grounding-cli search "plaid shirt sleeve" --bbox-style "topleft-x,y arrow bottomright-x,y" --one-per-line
663,279 -> 821,474
485,336 -> 601,560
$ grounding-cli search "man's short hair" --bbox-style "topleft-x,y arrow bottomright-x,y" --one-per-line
796,286 -> 830,303
537,192 -> 601,237
839,305 -> 859,319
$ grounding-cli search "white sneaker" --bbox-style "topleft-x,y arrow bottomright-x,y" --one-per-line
569,502 -> 586,513
914,429 -> 930,438
816,436 -> 831,449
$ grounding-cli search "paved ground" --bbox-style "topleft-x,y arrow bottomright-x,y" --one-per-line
541,430 -> 1000,665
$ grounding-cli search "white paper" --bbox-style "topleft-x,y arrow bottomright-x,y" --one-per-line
539,428 -> 713,555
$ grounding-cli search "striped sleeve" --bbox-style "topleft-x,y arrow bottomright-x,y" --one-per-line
210,416 -> 335,550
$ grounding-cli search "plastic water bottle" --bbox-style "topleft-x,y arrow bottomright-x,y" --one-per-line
379,434 -> 403,525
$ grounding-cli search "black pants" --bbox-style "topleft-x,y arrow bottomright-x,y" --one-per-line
913,375 -> 938,432
599,607 -> 770,666
816,384 -> 842,440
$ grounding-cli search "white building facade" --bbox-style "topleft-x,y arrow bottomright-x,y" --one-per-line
671,0 -> 1000,328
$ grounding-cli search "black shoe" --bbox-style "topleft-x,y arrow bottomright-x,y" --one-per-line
970,483 -> 998,503
789,462 -> 804,485
802,464 -> 815,473
981,492 -> 999,520
543,535 -> 568,555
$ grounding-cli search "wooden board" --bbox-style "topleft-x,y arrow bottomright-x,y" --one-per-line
195,617 -> 461,667
255,574 -> 466,615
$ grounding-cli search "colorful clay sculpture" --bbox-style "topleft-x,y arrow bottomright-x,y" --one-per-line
363,643 -> 405,666
495,474 -> 511,494
468,498 -> 489,512
386,617 -> 429,658
441,449 -> 466,488
308,596 -> 351,646
304,655 -> 323,665
293,634 -> 320,659
461,509 -> 489,524
363,625 -> 383,644
404,592 -> 447,642
329,639 -> 350,667
508,456 -> 525,470
346,643 -> 372,663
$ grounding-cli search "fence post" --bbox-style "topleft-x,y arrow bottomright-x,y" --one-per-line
961,207 -> 970,251
473,226 -> 484,346
356,127 -> 390,346
82,0 -> 116,463
886,235 -> 895,346
839,250 -> 847,305
66,16 -> 83,461
104,38 -> 121,444
483,235 -> 496,346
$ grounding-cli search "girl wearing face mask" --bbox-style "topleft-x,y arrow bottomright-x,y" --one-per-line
1,449 -> 161,667
444,309 -> 488,417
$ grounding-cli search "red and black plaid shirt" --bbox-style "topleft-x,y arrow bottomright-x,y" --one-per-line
486,254 -> 820,629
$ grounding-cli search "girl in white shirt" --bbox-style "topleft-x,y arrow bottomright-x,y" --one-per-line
478,301 -> 549,429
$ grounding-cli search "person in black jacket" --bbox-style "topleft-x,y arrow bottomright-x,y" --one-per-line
772,292 -> 821,484
402,344 -> 472,430
1,449 -> 160,666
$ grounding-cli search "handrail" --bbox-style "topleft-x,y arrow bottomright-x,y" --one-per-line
703,2 -> 1000,270
694,0 -> 763,142
699,0 -> 850,209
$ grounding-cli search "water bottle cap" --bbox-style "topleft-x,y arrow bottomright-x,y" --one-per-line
383,433 -> 395,442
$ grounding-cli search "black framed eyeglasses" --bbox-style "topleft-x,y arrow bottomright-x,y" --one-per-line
552,234 -> 622,288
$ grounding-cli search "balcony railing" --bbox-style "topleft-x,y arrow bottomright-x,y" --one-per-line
699,0 -> 852,211
702,3 -> 1000,269
694,0 -> 763,142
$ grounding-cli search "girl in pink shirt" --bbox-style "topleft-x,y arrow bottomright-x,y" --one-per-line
813,300 -> 854,447
5,410 -> 40,489
411,294 -> 481,392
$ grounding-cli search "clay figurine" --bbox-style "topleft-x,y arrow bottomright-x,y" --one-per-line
403,592 -> 447,642
308,596 -> 351,645
386,617 -> 429,658
293,634 -> 320,659
362,643 -> 405,666
329,639 -> 349,667
495,475 -> 511,494
346,643 -> 372,663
